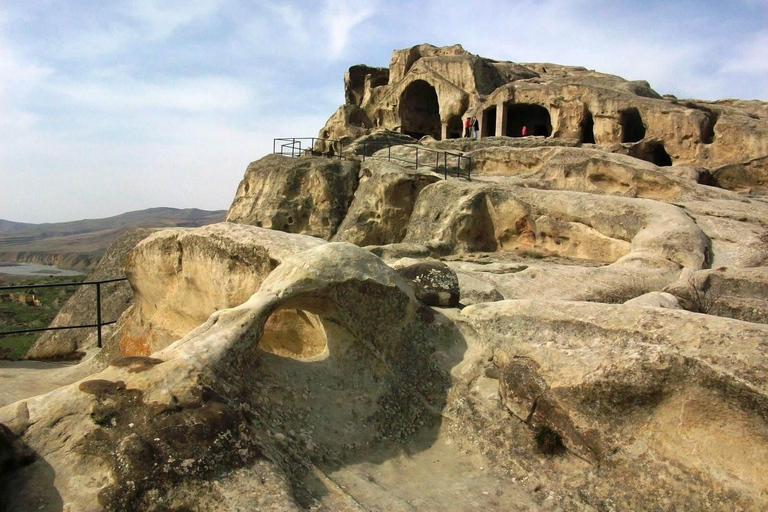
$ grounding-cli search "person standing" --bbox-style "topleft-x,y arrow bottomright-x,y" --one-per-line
464,116 -> 471,138
472,117 -> 479,139
521,125 -> 528,136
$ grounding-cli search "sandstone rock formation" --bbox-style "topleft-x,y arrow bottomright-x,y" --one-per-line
321,43 -> 768,176
25,228 -> 156,361
3,44 -> 768,511
0,242 -> 462,511
112,223 -> 325,356
226,154 -> 359,240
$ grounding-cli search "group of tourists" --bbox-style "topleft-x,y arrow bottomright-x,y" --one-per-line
464,116 -> 479,139
462,116 -> 530,138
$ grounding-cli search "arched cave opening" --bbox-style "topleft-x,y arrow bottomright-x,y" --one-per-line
348,108 -> 371,129
684,102 -> 717,145
446,115 -> 463,139
370,75 -> 389,88
620,108 -> 646,143
258,307 -> 329,361
482,106 -> 497,137
399,80 -> 442,140
580,110 -> 596,143
650,143 -> 673,166
701,112 -> 717,144
628,140 -> 673,167
505,103 -> 552,137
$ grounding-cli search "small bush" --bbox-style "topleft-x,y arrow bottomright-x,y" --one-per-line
682,273 -> 722,314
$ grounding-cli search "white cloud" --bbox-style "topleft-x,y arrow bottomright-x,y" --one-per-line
720,31 -> 768,74
53,75 -> 253,113
322,0 -> 378,59
0,44 -> 53,101
124,0 -> 224,40
262,2 -> 309,44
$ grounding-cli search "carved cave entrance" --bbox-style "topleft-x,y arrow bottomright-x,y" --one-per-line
645,142 -> 673,166
400,80 -> 441,140
446,115 -> 463,139
482,106 -> 497,137
620,108 -> 646,143
505,103 -> 552,137
580,110 -> 596,143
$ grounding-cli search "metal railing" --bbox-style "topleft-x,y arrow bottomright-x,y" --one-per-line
273,137 -> 472,181
273,137 -> 344,159
0,277 -> 128,348
357,140 -> 472,181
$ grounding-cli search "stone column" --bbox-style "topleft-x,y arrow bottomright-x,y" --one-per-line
497,102 -> 507,137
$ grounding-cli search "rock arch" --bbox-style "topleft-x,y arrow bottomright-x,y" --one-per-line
258,307 -> 329,360
399,80 -> 442,140
620,108 -> 646,143
505,103 -> 552,137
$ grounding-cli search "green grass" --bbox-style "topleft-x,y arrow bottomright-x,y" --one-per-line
0,274 -> 86,359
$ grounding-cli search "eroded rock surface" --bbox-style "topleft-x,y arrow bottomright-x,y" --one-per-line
3,43 -> 768,512
333,160 -> 439,246
26,228 -> 155,361
113,223 -> 325,356
226,154 -> 360,239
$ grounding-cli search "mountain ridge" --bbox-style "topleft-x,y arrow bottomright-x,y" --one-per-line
0,207 -> 227,269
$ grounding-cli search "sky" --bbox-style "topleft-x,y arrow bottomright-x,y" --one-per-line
1,0 -> 766,224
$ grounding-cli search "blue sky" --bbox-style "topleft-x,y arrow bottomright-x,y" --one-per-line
1,0 -> 766,223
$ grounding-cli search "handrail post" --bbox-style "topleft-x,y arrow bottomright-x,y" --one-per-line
444,153 -> 447,180
96,282 -> 102,348
435,152 -> 439,173
273,139 -> 275,154
415,148 -> 419,169
468,156 -> 472,181
388,144 -> 391,161
340,140 -> 343,159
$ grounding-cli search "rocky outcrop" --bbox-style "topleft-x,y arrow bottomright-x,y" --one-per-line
712,154 -> 768,193
25,229 -> 155,361
664,266 -> 768,322
0,243 -> 462,511
320,44 -> 768,173
226,154 -> 360,240
112,223 -> 325,356
450,299 -> 768,510
467,145 -> 738,201
395,260 -> 460,307
4,43 -> 768,512
332,160 -> 439,246
404,180 -> 708,268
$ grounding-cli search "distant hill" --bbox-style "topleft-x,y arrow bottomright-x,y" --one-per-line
0,219 -> 37,234
0,207 -> 227,270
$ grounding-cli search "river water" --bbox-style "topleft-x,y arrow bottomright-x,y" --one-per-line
0,263 -> 86,277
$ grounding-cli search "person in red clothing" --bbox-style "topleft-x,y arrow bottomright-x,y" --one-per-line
464,116 -> 472,138
521,125 -> 528,136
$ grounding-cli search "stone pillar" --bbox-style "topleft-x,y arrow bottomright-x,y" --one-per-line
441,123 -> 448,141
497,102 -> 507,137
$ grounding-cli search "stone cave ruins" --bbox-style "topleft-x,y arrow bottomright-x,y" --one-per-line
2,43 -> 768,511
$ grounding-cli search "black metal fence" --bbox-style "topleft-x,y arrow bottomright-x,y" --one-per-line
357,140 -> 472,181
273,137 -> 472,181
0,277 -> 127,348
273,137 -> 344,159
